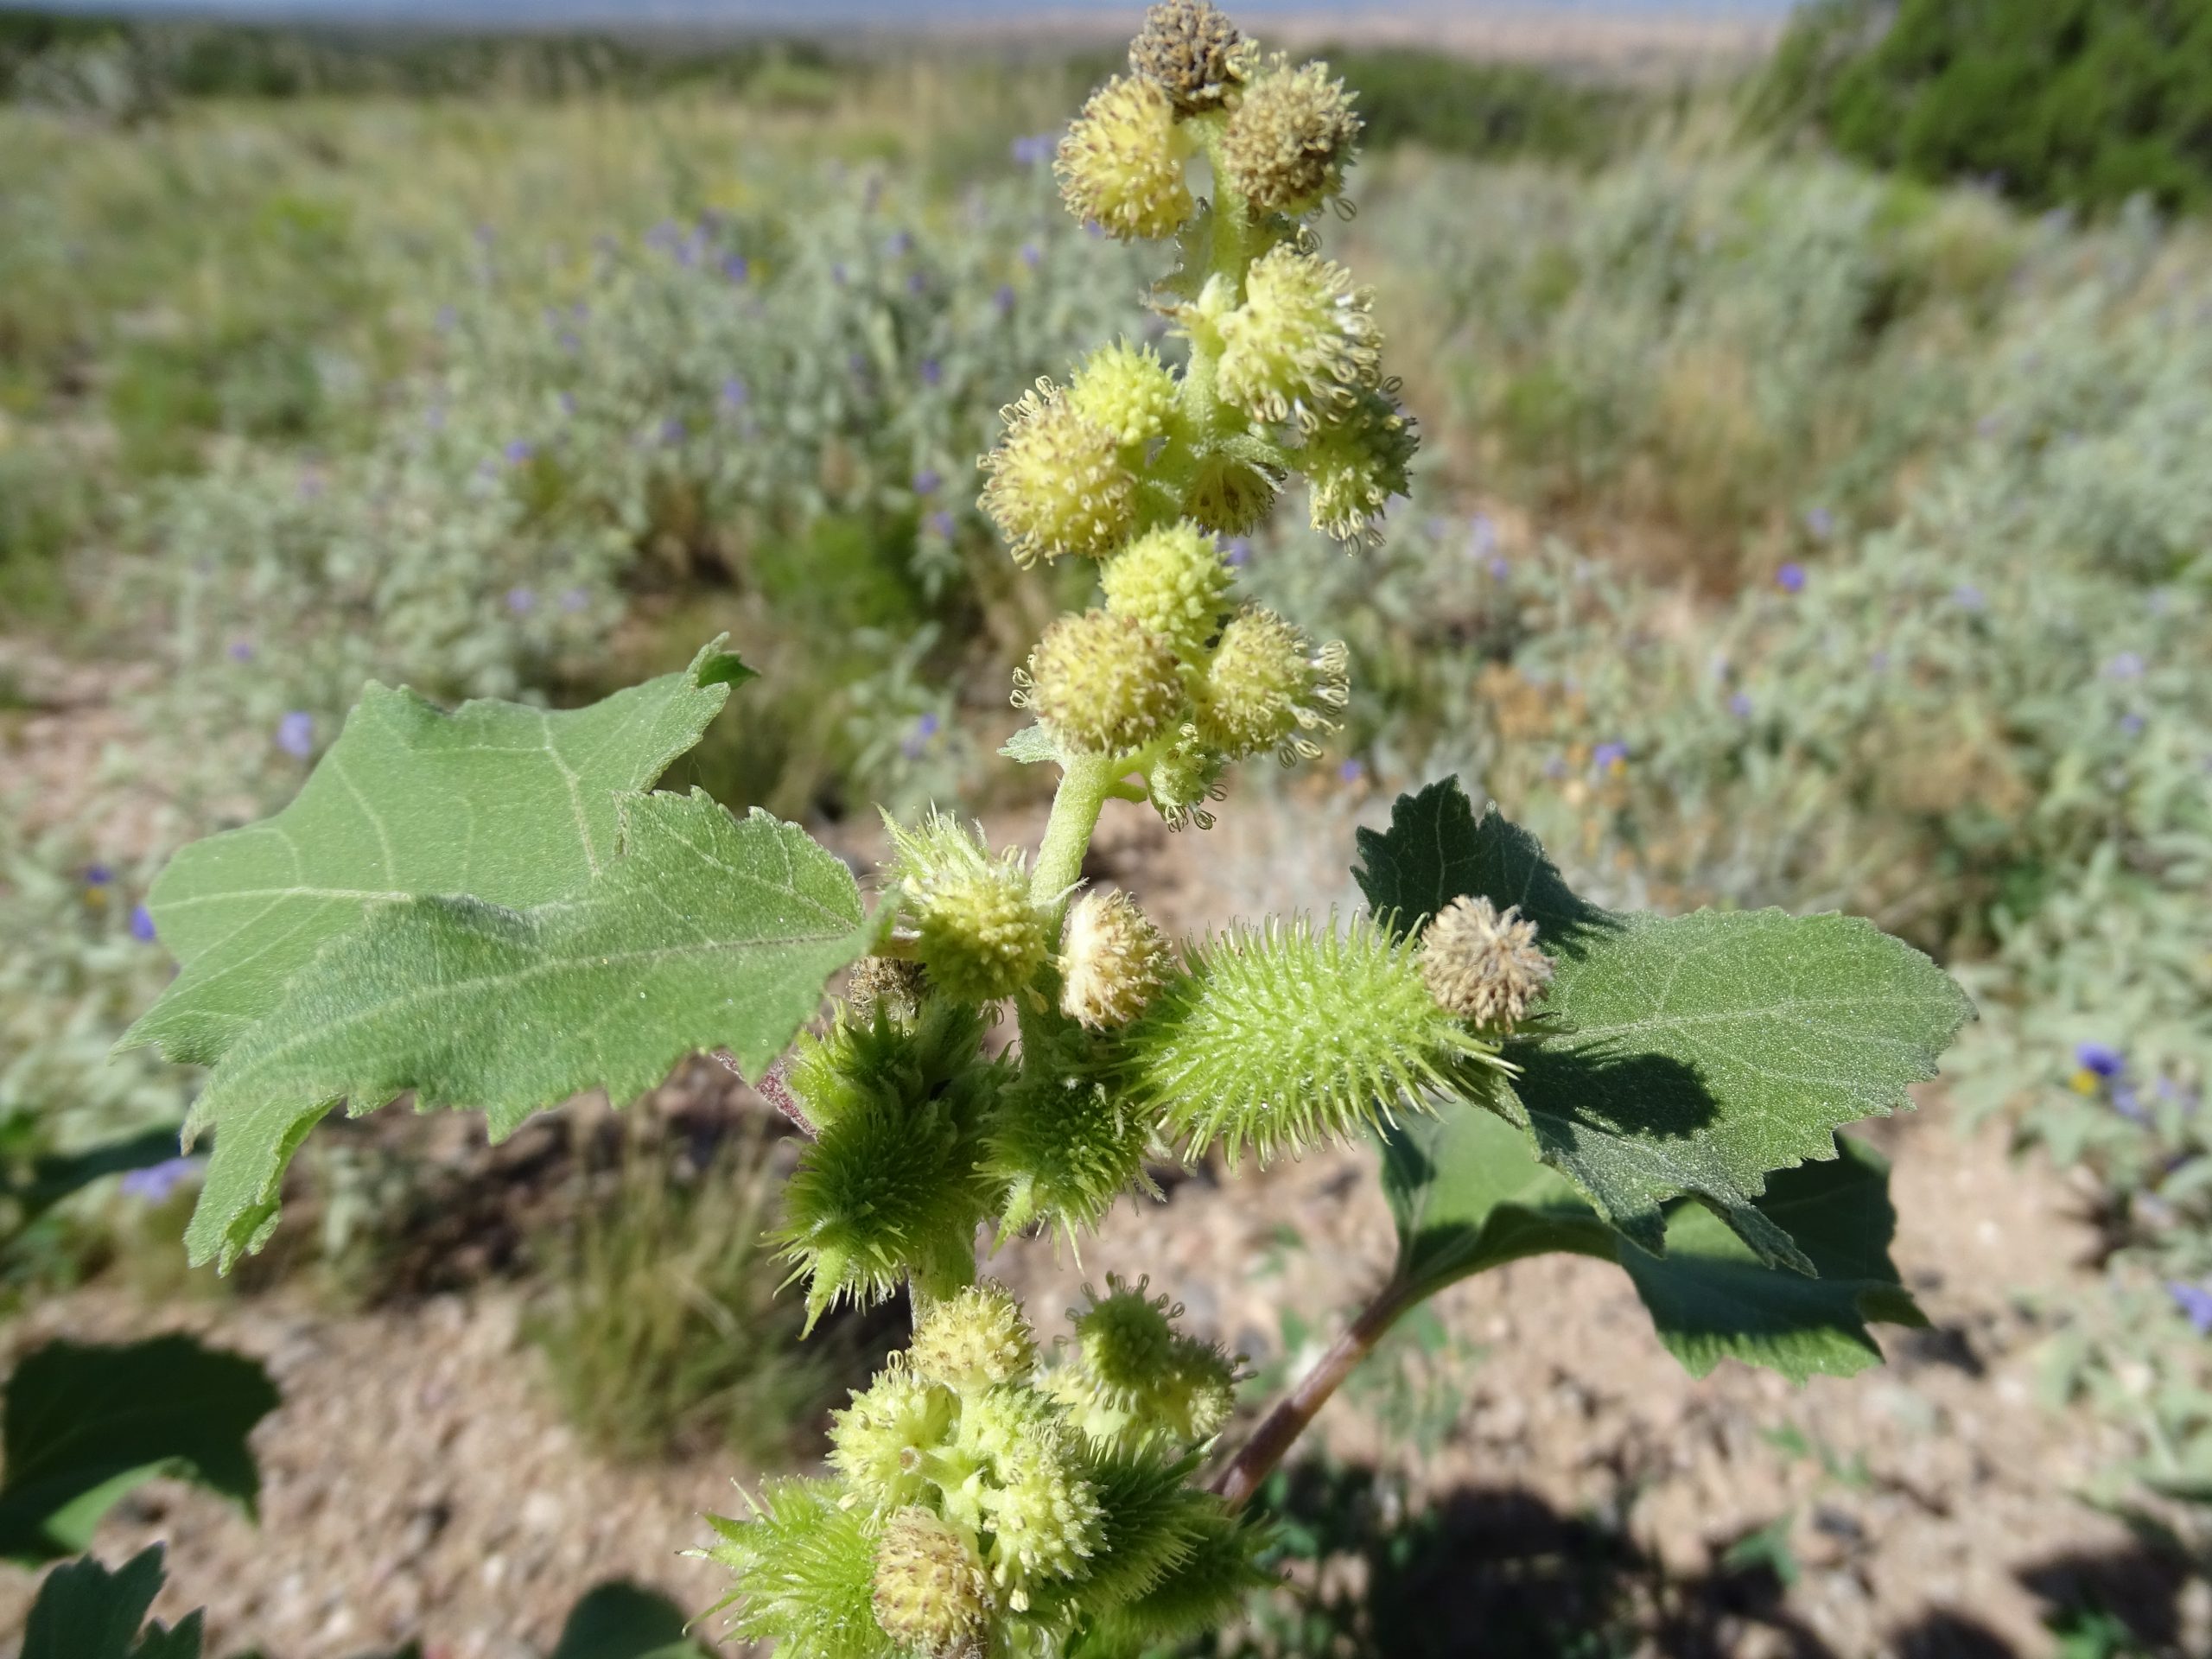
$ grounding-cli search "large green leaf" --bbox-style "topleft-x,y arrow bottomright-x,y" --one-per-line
22,1547 -> 203,1659
1377,1088 -> 1615,1297
1376,1100 -> 1923,1382
183,790 -> 873,1268
124,640 -> 755,1067
1354,779 -> 1971,1269
1351,777 -> 1614,956
1619,1135 -> 1927,1381
1506,907 -> 1970,1266
0,1337 -> 278,1563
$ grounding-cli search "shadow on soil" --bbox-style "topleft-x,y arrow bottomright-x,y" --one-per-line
1209,1459 -> 2199,1658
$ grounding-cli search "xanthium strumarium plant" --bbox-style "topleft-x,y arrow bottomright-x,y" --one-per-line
120,5 -> 1971,1655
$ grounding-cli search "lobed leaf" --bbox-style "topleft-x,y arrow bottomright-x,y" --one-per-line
1355,779 -> 1971,1268
1377,1100 -> 1925,1383
22,1547 -> 203,1659
1506,908 -> 1971,1266
0,1337 -> 278,1564
182,790 -> 873,1269
124,639 -> 754,1068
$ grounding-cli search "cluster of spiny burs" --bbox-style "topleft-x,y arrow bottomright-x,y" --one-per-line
705,6 -> 1556,1656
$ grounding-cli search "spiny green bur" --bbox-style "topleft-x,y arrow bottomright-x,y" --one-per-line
119,3 -> 1970,1653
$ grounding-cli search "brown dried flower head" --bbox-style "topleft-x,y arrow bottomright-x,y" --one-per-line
1418,894 -> 1554,1029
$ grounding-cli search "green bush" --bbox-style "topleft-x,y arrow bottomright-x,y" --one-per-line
1764,0 -> 2212,213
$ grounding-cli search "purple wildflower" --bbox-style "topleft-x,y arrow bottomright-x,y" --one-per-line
1729,691 -> 1754,718
1542,753 -> 1568,780
1338,758 -> 1366,785
435,305 -> 458,332
504,439 -> 536,466
276,711 -> 315,759
85,863 -> 114,887
900,712 -> 942,759
660,417 -> 687,446
1802,506 -> 1835,541
1224,537 -> 1252,568
907,271 -> 927,295
560,587 -> 590,613
885,231 -> 913,258
1468,513 -> 1498,558
506,587 -> 537,614
2076,1042 -> 2126,1078
995,283 -> 1016,316
1488,556 -> 1511,580
912,468 -> 941,496
1592,741 -> 1629,774
1952,583 -> 1986,612
2171,1282 -> 2212,1337
1776,562 -> 1807,594
1011,133 -> 1056,167
920,357 -> 943,387
1021,241 -> 1043,269
2104,652 -> 2146,681
831,263 -> 849,286
119,1155 -> 204,1204
2113,1084 -> 2149,1124
129,904 -> 157,944
925,510 -> 957,538
2120,712 -> 2146,737
227,639 -> 255,663
720,377 -> 751,410
722,252 -> 749,283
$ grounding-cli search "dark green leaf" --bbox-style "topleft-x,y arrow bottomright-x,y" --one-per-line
1351,777 -> 1613,955
1507,907 -> 1971,1266
550,1580 -> 708,1659
0,1337 -> 278,1563
1619,1135 -> 1929,1382
1376,1096 -> 1923,1382
1377,1092 -> 1615,1301
183,791 -> 873,1268
125,639 -> 753,1068
22,1546 -> 203,1659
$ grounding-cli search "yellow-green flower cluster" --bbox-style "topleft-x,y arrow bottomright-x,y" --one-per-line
978,381 -> 1137,566
885,812 -> 1052,1004
710,1283 -> 1257,1656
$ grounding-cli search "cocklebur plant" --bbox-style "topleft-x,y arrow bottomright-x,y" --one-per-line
119,6 -> 1969,1654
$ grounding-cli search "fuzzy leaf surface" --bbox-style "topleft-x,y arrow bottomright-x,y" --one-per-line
183,790 -> 870,1268
0,1337 -> 278,1563
1351,776 -> 1613,955
22,1547 -> 203,1659
1378,1100 -> 1923,1382
124,640 -> 754,1067
1506,908 -> 1971,1266
1355,779 -> 1970,1268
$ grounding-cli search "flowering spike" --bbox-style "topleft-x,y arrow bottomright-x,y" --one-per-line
908,1281 -> 1039,1393
1068,340 -> 1180,448
1419,894 -> 1554,1031
1016,609 -> 1186,758
1059,889 -> 1171,1031
871,1508 -> 995,1659
1216,247 -> 1381,428
1195,606 -> 1349,763
886,813 -> 1053,1004
1128,0 -> 1249,112
1305,386 -> 1418,544
1048,1275 -> 1239,1452
1057,73 -> 1194,241
1221,58 -> 1363,215
1100,521 -> 1233,662
830,1367 -> 960,1514
979,381 -> 1136,565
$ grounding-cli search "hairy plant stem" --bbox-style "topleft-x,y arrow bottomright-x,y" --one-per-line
1210,1274 -> 1419,1509
1032,751 -> 1120,913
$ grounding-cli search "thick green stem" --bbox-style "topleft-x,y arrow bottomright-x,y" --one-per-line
1032,751 -> 1120,914
1210,1274 -> 1417,1510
